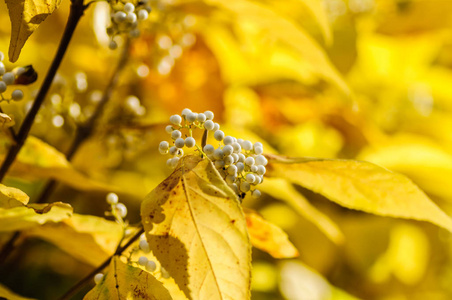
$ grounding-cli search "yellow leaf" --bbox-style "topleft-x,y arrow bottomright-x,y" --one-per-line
358,138 -> 452,200
260,178 -> 344,244
204,0 -> 349,93
25,214 -> 123,266
5,0 -> 62,62
244,208 -> 299,258
141,155 -> 251,300
84,256 -> 173,300
296,0 -> 332,45
0,183 -> 29,208
0,283 -> 36,300
1,136 -> 116,192
266,154 -> 452,232
0,202 -> 72,231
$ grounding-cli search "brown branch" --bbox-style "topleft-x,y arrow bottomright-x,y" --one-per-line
57,227 -> 144,300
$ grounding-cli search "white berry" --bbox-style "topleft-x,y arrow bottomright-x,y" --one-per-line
175,138 -> 185,148
106,192 -> 118,204
242,140 -> 253,151
139,240 -> 151,253
138,256 -> 148,266
186,112 -> 197,123
204,110 -> 214,120
214,130 -> 224,141
181,108 -> 192,116
94,273 -> 104,284
203,144 -> 214,155
124,2 -> 135,13
159,141 -> 169,151
171,130 -> 182,140
197,113 -> 206,122
114,11 -> 127,23
252,189 -> 261,198
255,155 -> 267,166
245,157 -> 255,166
115,203 -> 127,218
204,120 -> 214,131
137,9 -> 149,20
146,260 -> 157,272
169,114 -> 182,125
0,81 -> 6,93
222,145 -> 233,156
185,137 -> 196,148
2,72 -> 15,85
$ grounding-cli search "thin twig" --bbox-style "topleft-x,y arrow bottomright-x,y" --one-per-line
58,227 -> 144,300
0,40 -> 131,265
35,38 -> 131,203
0,0 -> 86,182
0,0 -> 86,266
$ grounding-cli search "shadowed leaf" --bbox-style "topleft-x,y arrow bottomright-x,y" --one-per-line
141,155 -> 251,300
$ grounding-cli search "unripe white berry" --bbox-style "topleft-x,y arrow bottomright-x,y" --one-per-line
232,142 -> 241,153
181,108 -> 192,116
245,157 -> 255,166
186,112 -> 197,123
137,9 -> 149,20
223,136 -> 234,145
165,125 -> 173,133
227,164 -> 237,175
94,273 -> 104,284
109,40 -> 118,50
124,2 -> 135,13
213,148 -> 224,160
240,182 -> 250,193
171,130 -> 182,140
2,72 -> 15,85
203,144 -> 214,155
138,241 -> 149,254
254,146 -> 264,155
170,157 -> 180,168
252,189 -> 261,198
214,130 -> 224,141
138,256 -> 148,266
114,11 -> 127,23
184,137 -> 196,148
106,192 -> 119,204
226,175 -> 236,184
126,12 -> 137,23
246,173 -> 255,183
242,140 -> 253,151
257,165 -> 266,175
115,203 -> 127,218
174,138 -> 185,148
213,123 -> 220,132
204,120 -> 214,130
255,155 -> 267,166
254,142 -> 263,148
236,162 -> 245,173
0,81 -> 6,93
215,160 -> 225,169
224,155 -> 234,165
196,113 -> 206,122
222,145 -> 233,156
169,146 -> 177,155
169,114 -> 182,125
254,175 -> 262,185
159,141 -> 169,151
146,260 -> 157,272
204,110 -> 214,120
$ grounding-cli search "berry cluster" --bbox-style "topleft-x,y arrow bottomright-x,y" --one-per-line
159,108 -> 267,199
107,1 -> 151,49
106,192 -> 128,220
0,51 -> 24,102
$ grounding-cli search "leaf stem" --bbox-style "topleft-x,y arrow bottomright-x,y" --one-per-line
0,0 -> 86,182
57,226 -> 144,300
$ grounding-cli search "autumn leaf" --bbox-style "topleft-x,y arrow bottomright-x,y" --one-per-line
84,256 -> 172,300
5,0 -> 62,62
25,214 -> 123,266
0,202 -> 72,231
265,154 -> 452,232
0,183 -> 29,208
260,178 -> 344,244
0,136 -> 116,192
141,155 -> 251,300
244,208 -> 299,258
